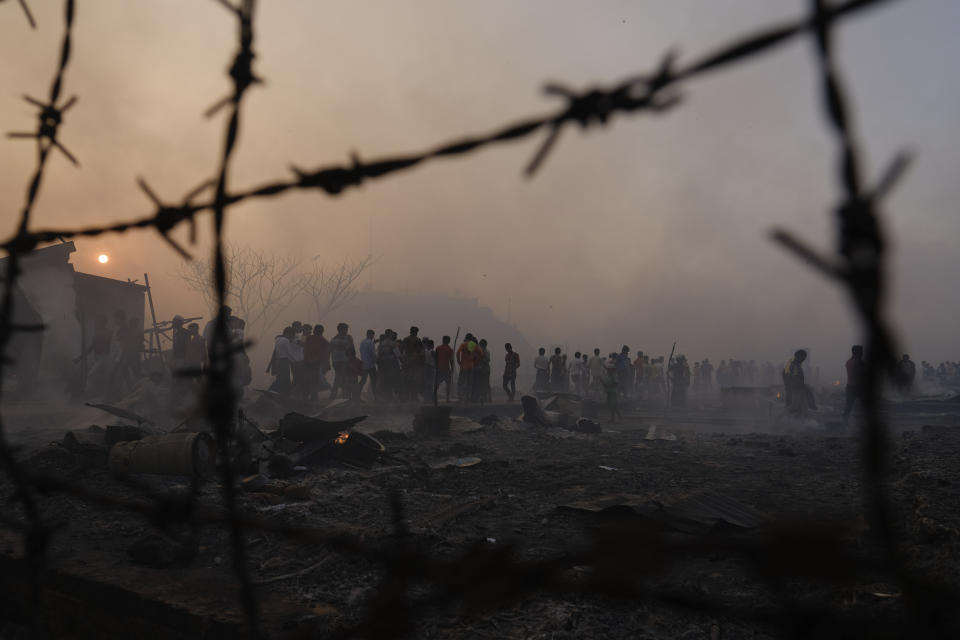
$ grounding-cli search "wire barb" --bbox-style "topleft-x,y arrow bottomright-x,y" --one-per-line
15,0 -> 37,29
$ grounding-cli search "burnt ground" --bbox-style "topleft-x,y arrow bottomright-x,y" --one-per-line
1,391 -> 959,639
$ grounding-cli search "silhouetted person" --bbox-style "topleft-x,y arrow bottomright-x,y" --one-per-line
329,322 -> 355,400
344,346 -> 363,406
359,329 -> 378,399
435,335 -> 454,402
549,347 -> 564,392
304,324 -> 331,400
601,356 -> 622,423
844,345 -> 865,422
669,354 -> 690,408
268,326 -> 301,396
203,305 -> 233,363
616,346 -> 631,398
570,351 -> 584,396
534,347 -> 549,392
170,315 -> 188,372
400,326 -> 424,401
476,338 -> 492,403
377,330 -> 402,400
503,343 -> 520,402
701,358 -> 714,393
783,349 -> 816,416
185,323 -> 206,374
897,354 -> 916,395
588,348 -> 605,400
422,338 -> 436,399
457,334 -> 479,401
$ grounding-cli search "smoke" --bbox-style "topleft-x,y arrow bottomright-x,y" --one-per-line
15,260 -> 80,388
1,0 -> 958,369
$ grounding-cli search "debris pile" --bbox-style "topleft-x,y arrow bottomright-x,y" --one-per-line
51,407 -> 384,484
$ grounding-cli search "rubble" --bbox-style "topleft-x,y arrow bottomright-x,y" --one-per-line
279,412 -> 366,442
645,425 -> 677,441
572,418 -> 601,434
85,402 -> 156,428
449,416 -> 486,434
241,473 -> 267,492
521,394 -> 592,428
108,432 -> 215,478
63,426 -> 107,454
267,454 -> 296,479
127,532 -> 198,568
5,398 -> 958,638
104,424 -> 147,446
235,409 -> 268,444
430,456 -> 482,469
558,489 -> 770,535
413,405 -> 452,435
335,431 -> 385,468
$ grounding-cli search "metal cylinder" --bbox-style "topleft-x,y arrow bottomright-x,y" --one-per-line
108,432 -> 215,478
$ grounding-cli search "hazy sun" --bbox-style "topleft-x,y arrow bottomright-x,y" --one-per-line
98,254 -> 109,264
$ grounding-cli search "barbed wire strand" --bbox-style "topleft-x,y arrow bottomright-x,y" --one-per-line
0,0 -> 75,635
204,0 -> 261,635
3,0 -> 892,256
4,0 -> 957,637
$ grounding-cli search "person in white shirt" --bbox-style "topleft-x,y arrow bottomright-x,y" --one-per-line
267,326 -> 302,396
533,347 -> 549,392
570,351 -> 585,396
588,348 -> 606,400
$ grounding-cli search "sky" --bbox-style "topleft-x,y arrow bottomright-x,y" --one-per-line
1,0 -> 958,376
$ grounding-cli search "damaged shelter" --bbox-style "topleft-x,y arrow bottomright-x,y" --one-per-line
0,241 -> 145,396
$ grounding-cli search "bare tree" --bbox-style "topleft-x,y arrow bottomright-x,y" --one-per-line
300,254 -> 374,323
178,244 -> 302,342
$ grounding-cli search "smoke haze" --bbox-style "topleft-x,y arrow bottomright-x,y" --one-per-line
2,0 -> 958,367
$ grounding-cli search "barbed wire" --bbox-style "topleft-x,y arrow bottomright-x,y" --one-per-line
774,0 -> 910,596
3,0 -> 957,638
0,1 -> 75,635
3,0 -> 891,257
203,0 -> 261,634
0,0 -> 36,29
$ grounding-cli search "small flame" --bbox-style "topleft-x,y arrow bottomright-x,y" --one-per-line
832,380 -> 842,386
776,392 -> 782,400
335,432 -> 350,445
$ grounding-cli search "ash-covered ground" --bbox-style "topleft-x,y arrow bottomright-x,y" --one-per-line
1,388 -> 959,639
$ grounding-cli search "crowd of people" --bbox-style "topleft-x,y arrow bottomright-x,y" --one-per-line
167,306 -> 252,408
920,360 -> 960,386
262,321 -> 510,407
528,346 -> 784,408
81,304 -> 951,423
254,323 -> 939,423
262,328 -> 778,413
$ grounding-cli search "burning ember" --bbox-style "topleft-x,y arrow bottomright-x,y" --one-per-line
832,380 -> 842,386
335,432 -> 350,445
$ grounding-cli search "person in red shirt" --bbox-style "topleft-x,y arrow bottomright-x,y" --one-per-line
434,335 -> 455,402
503,343 -> 520,401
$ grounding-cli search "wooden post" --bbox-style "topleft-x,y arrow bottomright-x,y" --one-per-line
143,273 -> 165,368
